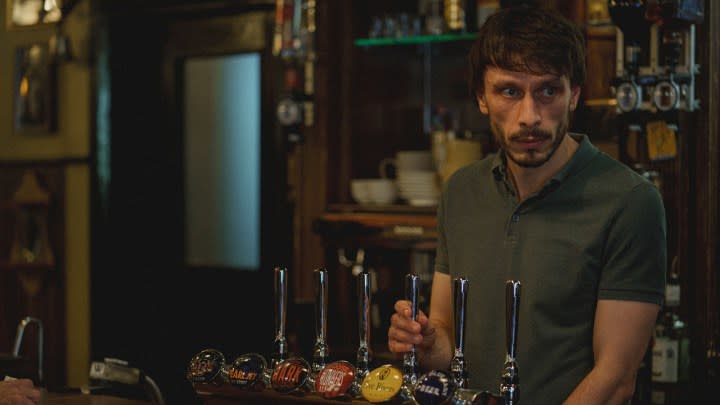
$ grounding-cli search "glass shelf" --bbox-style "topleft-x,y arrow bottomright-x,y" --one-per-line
354,32 -> 477,47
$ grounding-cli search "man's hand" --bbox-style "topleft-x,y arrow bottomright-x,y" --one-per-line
0,379 -> 41,405
388,299 -> 436,355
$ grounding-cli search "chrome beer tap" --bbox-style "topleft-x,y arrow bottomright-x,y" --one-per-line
351,271 -> 372,396
12,317 -> 44,384
401,274 -> 420,398
312,267 -> 329,375
442,279 -> 521,405
450,277 -> 469,390
500,280 -> 521,405
415,277 -> 469,405
270,267 -> 288,372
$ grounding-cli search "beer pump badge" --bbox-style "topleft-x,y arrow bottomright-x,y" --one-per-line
361,364 -> 403,403
271,358 -> 311,393
187,349 -> 225,385
227,353 -> 266,389
414,370 -> 453,405
314,360 -> 355,398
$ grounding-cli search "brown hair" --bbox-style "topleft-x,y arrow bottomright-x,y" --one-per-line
468,6 -> 586,96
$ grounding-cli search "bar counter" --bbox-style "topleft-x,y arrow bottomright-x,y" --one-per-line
44,393 -> 157,405
193,383 -> 374,405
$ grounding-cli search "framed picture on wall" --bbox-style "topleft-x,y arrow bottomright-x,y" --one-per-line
6,0 -> 61,29
13,43 -> 57,135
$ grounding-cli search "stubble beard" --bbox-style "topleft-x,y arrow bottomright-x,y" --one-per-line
492,112 -> 570,169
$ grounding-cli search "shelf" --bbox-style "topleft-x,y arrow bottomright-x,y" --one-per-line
321,204 -> 437,228
314,205 -> 437,250
353,32 -> 477,47
0,261 -> 55,271
326,203 -> 436,215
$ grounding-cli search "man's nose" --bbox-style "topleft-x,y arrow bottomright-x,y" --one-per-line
517,94 -> 542,128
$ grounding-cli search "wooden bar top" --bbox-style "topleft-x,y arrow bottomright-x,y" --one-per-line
44,393 -> 158,405
193,383 -> 375,405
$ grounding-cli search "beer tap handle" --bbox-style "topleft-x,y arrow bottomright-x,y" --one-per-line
312,268 -> 329,374
450,277 -> 469,389
271,267 -> 288,370
350,271 -> 371,398
402,274 -> 419,389
356,272 -> 371,377
500,280 -> 521,405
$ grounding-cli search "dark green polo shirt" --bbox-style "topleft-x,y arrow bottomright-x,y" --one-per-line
434,134 -> 666,404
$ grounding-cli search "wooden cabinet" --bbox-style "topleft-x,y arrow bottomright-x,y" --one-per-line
0,167 -> 66,389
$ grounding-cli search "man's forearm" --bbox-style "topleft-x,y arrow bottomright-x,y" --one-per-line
563,366 -> 635,405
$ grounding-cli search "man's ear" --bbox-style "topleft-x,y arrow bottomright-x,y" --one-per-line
476,92 -> 489,114
569,85 -> 581,111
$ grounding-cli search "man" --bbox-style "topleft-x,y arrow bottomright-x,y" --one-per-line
388,6 -> 666,405
0,379 -> 41,405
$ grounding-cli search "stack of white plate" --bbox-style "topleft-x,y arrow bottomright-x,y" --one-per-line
396,169 -> 440,206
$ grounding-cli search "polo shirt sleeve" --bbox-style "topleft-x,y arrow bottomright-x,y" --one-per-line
598,182 -> 667,305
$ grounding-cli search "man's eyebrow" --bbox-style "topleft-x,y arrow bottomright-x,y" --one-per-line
488,76 -> 566,91
540,78 -> 564,86
490,80 -> 519,89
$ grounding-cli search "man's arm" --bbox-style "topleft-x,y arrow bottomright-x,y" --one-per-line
388,271 -> 454,371
418,271 -> 454,371
563,299 -> 659,405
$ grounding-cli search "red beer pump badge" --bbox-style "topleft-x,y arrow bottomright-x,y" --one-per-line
270,358 -> 310,393
314,360 -> 356,398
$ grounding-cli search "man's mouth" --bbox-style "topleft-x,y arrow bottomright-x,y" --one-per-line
513,135 -> 549,150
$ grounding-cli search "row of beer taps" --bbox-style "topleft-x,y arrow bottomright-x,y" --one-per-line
188,266 -> 522,405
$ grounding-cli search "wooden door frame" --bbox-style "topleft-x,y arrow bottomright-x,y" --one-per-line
693,0 -> 720,391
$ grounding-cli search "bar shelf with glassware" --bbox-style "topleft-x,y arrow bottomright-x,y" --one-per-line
354,32 -> 477,47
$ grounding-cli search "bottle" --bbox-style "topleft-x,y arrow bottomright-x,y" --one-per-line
444,0 -> 466,32
276,67 -> 304,145
650,266 -> 690,405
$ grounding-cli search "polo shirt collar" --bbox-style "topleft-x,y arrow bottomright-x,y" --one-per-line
490,133 -> 598,186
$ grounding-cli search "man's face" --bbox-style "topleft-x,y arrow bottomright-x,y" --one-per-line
476,67 -> 580,168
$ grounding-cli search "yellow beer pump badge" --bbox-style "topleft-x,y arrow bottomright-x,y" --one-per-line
361,364 -> 403,403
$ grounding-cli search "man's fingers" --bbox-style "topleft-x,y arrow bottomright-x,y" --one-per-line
390,313 -> 421,334
387,339 -> 414,354
393,300 -> 413,317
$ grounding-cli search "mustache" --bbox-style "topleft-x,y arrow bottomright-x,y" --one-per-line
509,128 -> 553,141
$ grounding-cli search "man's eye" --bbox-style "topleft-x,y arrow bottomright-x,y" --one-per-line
502,88 -> 519,97
540,87 -> 557,97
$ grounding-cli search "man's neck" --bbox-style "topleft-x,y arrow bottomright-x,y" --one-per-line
507,134 -> 579,201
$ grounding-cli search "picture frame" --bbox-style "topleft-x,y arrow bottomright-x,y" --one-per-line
6,0 -> 62,30
13,43 -> 58,136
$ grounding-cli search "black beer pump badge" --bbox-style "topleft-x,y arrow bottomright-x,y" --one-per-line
227,353 -> 267,390
187,348 -> 226,385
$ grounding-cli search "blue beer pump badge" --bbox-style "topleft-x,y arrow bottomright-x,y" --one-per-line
414,369 -> 454,405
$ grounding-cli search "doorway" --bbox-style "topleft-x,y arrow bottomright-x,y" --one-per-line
92,6 -> 288,404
